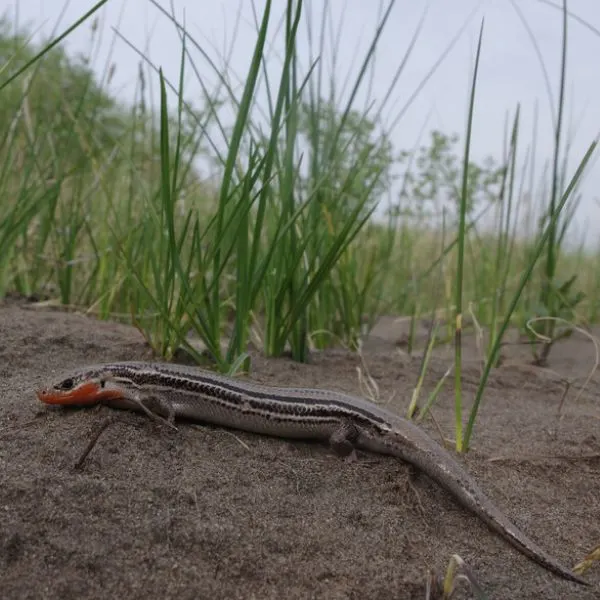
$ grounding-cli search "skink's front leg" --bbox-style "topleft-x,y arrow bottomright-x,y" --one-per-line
101,376 -> 177,430
130,392 -> 177,430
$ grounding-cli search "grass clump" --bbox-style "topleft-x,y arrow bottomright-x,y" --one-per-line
0,0 -> 598,445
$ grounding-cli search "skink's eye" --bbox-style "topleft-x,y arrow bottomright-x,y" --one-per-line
57,378 -> 75,391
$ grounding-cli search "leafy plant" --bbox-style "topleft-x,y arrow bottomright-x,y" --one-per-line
395,130 -> 504,219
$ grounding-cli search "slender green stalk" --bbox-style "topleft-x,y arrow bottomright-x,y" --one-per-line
0,0 -> 109,94
538,0 -> 569,363
487,108 -> 520,362
463,140 -> 597,449
454,20 -> 484,453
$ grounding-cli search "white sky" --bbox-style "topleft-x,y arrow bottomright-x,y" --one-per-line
7,0 -> 600,243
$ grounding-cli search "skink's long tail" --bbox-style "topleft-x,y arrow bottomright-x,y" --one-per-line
356,425 -> 588,586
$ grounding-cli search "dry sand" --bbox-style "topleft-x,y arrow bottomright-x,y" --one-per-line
1,299 -> 599,599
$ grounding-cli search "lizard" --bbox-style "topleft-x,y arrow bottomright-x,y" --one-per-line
36,360 -> 589,586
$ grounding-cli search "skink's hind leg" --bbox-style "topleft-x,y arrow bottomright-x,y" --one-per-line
329,420 -> 360,463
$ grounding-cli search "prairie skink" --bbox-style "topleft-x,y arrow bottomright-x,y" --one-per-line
36,361 -> 589,586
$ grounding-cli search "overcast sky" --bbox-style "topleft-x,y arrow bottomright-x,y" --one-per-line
8,0 -> 600,242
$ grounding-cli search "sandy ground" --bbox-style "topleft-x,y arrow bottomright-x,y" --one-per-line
1,299 -> 599,599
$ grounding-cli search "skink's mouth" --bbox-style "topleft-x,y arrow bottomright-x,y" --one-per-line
36,382 -> 124,406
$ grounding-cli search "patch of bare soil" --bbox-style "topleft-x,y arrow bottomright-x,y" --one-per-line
1,301 -> 599,599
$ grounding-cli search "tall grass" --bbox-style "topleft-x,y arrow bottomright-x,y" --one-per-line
0,1 -> 598,447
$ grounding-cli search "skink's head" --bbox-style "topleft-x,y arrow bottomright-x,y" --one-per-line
36,366 -> 124,406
